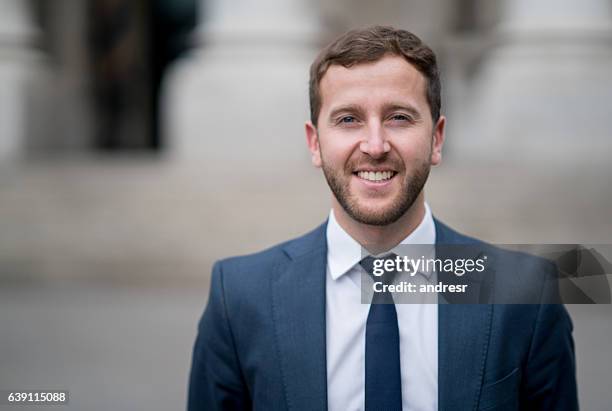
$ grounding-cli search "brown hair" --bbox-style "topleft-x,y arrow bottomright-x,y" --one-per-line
309,25 -> 441,126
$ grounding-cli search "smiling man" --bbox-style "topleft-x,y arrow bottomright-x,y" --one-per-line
188,26 -> 578,411
305,48 -> 443,253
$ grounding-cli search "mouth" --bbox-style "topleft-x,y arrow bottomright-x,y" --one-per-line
353,170 -> 397,183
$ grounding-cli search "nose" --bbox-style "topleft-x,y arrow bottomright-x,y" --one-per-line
359,124 -> 390,159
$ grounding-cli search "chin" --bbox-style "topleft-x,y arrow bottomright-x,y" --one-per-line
348,202 -> 406,226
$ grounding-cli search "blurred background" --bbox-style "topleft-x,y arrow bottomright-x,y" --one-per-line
1,0 -> 611,409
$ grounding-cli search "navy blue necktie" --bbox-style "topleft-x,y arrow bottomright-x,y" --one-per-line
361,256 -> 403,411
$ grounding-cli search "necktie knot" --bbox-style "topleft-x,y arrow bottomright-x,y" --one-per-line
360,254 -> 400,287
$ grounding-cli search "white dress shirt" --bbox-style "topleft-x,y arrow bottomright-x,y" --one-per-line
325,204 -> 438,411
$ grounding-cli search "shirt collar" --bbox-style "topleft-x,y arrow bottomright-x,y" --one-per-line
326,203 -> 436,281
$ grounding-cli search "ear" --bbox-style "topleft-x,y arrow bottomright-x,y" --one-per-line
305,121 -> 322,168
430,115 -> 446,166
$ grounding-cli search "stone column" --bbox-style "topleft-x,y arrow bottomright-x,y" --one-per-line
163,0 -> 321,176
500,0 -> 612,33
0,0 -> 39,164
453,0 -> 612,168
319,0 -> 453,51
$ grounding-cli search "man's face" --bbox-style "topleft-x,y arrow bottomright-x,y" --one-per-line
306,55 -> 445,226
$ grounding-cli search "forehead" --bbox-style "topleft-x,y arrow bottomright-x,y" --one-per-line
319,55 -> 428,113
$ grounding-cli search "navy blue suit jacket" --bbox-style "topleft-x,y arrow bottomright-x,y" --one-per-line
188,220 -> 578,410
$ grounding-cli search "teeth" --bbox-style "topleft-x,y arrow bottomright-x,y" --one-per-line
357,171 -> 394,181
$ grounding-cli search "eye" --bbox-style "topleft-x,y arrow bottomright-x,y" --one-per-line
389,114 -> 411,122
335,115 -> 360,127
339,116 -> 357,124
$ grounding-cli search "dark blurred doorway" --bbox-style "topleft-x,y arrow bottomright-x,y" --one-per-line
88,0 -> 197,151
149,0 -> 198,150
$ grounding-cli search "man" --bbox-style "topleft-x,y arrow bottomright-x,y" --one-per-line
188,26 -> 578,410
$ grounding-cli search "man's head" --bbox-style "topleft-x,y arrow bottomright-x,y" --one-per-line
305,26 -> 446,227
309,26 -> 441,127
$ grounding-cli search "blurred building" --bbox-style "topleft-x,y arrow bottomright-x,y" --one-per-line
0,0 -> 197,158
0,0 -> 610,280
2,1 -> 609,162
0,0 -> 610,273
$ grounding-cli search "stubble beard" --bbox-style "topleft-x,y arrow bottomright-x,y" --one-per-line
321,155 -> 431,226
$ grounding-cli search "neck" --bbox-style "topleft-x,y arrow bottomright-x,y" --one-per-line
332,193 -> 426,255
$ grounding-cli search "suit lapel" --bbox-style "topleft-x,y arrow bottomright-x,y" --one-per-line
272,226 -> 328,411
435,219 -> 494,411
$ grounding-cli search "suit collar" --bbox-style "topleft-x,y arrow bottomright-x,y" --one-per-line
282,222 -> 327,260
435,217 -> 493,303
434,217 -> 479,245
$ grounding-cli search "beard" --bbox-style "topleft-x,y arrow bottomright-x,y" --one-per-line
321,152 -> 430,226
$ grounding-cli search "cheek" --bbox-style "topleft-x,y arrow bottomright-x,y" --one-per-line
395,135 -> 432,160
395,144 -> 426,166
319,138 -> 355,165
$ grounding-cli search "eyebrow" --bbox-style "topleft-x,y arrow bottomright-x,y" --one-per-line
381,103 -> 422,120
327,104 -> 366,122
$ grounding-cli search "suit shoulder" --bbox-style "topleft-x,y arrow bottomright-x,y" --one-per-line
216,222 -> 327,275
434,218 -> 482,245
435,217 -> 554,268
435,218 -> 557,303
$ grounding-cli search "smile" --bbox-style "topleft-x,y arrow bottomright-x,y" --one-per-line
355,170 -> 397,182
